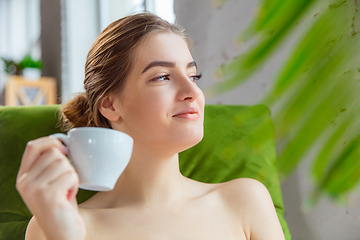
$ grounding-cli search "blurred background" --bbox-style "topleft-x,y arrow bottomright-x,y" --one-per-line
1,0 -> 360,239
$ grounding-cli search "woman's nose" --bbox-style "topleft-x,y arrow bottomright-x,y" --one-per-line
177,75 -> 202,102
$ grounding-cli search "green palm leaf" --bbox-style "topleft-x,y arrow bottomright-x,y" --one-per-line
209,0 -> 360,202
318,134 -> 360,197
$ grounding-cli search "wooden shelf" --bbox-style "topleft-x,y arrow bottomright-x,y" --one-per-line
5,76 -> 57,106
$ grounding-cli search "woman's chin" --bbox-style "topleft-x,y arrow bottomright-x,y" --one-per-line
174,130 -> 204,153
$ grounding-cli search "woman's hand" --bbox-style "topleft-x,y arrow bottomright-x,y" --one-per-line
16,136 -> 86,240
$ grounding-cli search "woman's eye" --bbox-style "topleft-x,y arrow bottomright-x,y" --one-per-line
189,74 -> 202,82
152,74 -> 171,81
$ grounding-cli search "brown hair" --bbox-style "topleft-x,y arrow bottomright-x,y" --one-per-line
59,12 -> 189,131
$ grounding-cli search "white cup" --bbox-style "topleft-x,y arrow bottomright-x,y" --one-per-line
52,127 -> 133,191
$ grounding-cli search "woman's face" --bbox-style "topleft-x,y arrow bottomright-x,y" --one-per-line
111,32 -> 205,154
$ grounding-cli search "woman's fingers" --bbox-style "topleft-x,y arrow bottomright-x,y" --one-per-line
49,170 -> 79,202
16,137 -> 78,205
34,150 -> 76,188
18,147 -> 67,186
17,136 -> 67,178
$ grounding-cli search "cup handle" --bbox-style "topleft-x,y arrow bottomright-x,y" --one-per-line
51,133 -> 70,149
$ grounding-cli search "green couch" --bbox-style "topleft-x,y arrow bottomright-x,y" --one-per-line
0,104 -> 291,239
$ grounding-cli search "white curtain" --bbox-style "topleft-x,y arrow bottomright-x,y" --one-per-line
0,0 -> 41,104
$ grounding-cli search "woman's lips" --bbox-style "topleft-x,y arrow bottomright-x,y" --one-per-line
172,108 -> 199,120
173,112 -> 199,120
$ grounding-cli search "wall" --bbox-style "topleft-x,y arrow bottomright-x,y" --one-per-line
41,0 -> 62,100
174,0 -> 360,239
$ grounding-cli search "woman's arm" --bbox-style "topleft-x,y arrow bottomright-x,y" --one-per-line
16,136 -> 86,240
244,179 -> 285,240
25,216 -> 48,240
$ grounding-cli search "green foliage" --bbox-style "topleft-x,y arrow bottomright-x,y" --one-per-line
18,55 -> 43,70
1,55 -> 43,75
209,0 -> 360,202
1,58 -> 21,75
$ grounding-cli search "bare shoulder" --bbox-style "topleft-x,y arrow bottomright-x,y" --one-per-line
210,178 -> 274,220
216,178 -> 271,204
25,216 -> 47,240
215,178 -> 285,240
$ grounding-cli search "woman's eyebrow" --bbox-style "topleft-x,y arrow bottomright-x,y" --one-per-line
142,61 -> 197,73
142,61 -> 176,73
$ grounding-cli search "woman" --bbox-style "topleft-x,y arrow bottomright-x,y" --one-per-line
16,13 -> 285,240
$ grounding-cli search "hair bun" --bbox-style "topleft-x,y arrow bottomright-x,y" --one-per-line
59,93 -> 92,132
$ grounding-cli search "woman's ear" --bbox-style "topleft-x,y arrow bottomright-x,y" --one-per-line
99,96 -> 121,121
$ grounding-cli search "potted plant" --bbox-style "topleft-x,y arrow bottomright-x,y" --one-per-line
18,55 -> 43,80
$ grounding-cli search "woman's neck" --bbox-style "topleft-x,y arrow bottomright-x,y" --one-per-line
92,146 -> 191,209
